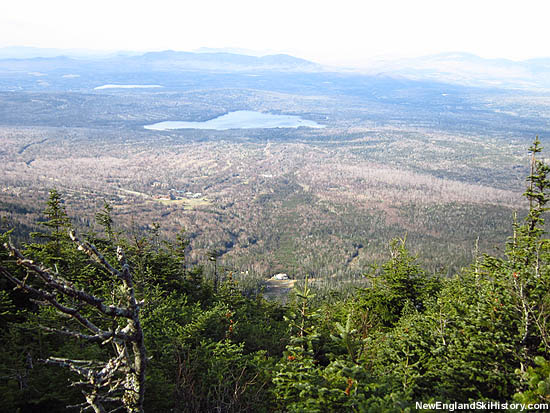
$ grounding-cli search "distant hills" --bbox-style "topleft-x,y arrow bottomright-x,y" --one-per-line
0,47 -> 321,73
0,46 -> 137,59
130,50 -> 321,72
357,52 -> 550,89
2,47 -> 550,90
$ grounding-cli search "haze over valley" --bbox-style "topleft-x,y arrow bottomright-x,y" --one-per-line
1,47 -> 548,285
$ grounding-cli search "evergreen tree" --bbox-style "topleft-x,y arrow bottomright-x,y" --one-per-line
357,238 -> 440,328
30,189 -> 72,265
95,200 -> 115,242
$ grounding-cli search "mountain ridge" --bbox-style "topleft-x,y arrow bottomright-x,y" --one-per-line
0,48 -> 322,73
2,47 -> 550,89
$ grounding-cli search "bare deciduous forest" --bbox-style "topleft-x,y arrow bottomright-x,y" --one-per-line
2,53 -> 546,284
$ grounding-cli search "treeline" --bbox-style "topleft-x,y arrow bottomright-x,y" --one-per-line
1,140 -> 550,412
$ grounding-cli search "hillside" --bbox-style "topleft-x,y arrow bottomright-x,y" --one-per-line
1,48 -> 550,282
1,142 -> 549,411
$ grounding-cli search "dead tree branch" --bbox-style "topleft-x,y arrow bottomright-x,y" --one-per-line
0,233 -> 146,413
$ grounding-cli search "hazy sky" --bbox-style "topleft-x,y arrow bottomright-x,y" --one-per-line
2,0 -> 550,66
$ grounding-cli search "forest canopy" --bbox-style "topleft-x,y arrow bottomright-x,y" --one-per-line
1,139 -> 550,412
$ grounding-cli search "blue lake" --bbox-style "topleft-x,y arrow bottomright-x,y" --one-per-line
144,110 -> 325,131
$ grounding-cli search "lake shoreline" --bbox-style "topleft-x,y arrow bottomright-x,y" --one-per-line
144,110 -> 326,131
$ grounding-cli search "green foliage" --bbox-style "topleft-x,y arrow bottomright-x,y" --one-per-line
95,200 -> 115,241
524,137 -> 550,230
175,339 -> 274,413
330,313 -> 361,363
273,278 -> 321,410
2,139 -> 550,411
514,356 -> 550,404
30,189 -> 72,259
357,238 -> 441,328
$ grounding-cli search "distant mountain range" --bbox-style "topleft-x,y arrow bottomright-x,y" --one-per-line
0,47 -> 321,73
0,46 -> 134,59
130,50 -> 321,72
1,47 -> 550,90
357,52 -> 550,89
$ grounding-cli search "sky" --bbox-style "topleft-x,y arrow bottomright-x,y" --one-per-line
2,0 -> 550,67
